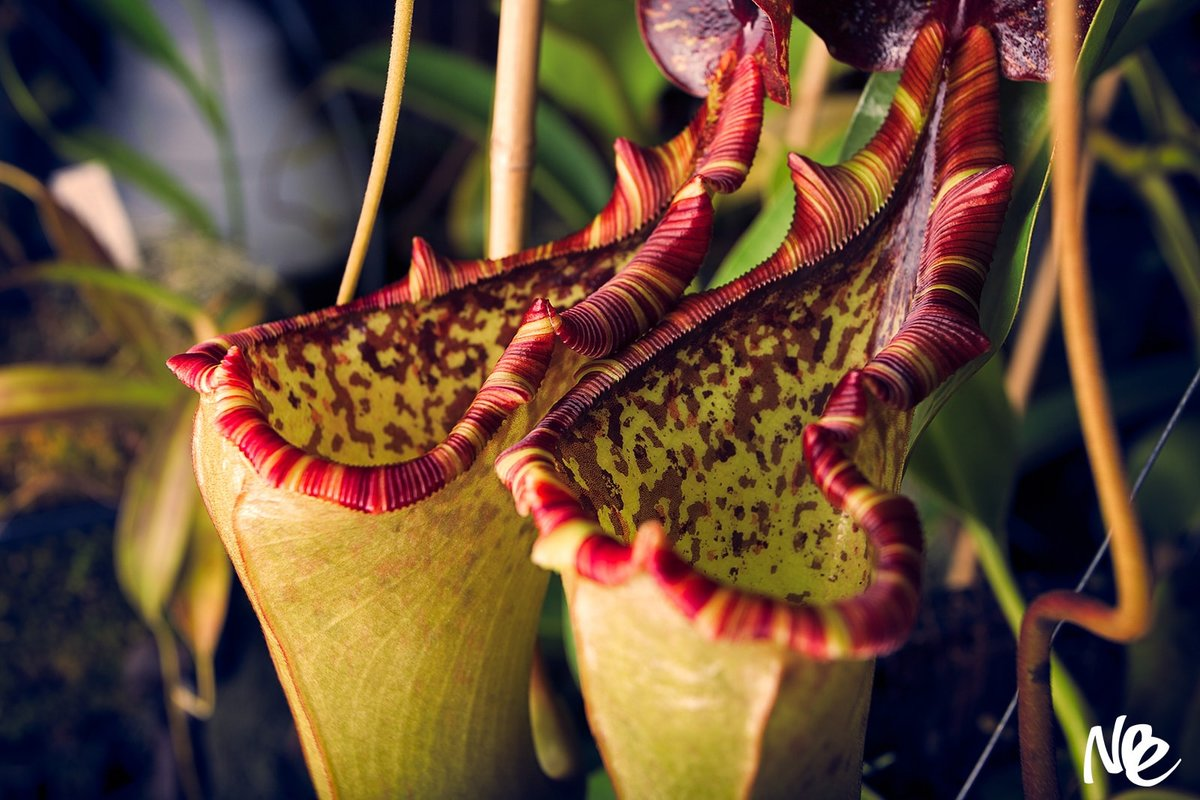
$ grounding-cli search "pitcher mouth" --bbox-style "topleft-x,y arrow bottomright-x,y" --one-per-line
167,176 -> 720,514
166,52 -> 767,514
497,24 -> 1013,660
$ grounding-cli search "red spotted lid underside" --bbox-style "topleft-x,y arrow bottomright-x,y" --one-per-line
638,0 -> 1102,105
793,0 -> 1101,80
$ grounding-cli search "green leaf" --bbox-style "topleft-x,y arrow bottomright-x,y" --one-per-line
169,506 -> 232,718
1125,175 -> 1200,346
584,768 -> 617,800
913,0 -> 1139,438
1022,355 -> 1196,469
542,0 -> 667,125
906,358 -> 1017,532
1097,0 -> 1199,74
2,261 -> 215,336
323,42 -> 611,224
540,24 -> 645,143
1129,418 -> 1200,540
114,392 -> 200,624
0,33 -> 219,237
447,148 -> 488,256
83,0 -> 228,136
0,364 -> 176,425
839,71 -> 901,161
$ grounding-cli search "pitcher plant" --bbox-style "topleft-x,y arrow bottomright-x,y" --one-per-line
163,0 -> 1161,797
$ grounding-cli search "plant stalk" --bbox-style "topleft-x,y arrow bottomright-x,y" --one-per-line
336,0 -> 415,304
488,0 -> 543,258
1018,2 -> 1153,797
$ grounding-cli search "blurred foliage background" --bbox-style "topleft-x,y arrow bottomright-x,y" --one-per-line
1,0 -> 1199,797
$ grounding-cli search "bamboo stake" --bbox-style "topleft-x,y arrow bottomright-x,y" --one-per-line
487,0 -> 577,779
1017,3 -> 1153,796
336,0 -> 414,304
488,0 -> 543,258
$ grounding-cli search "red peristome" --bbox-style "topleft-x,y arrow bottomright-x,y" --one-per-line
935,26 -> 1005,191
576,535 -> 637,584
555,179 -> 714,358
172,50 -> 768,514
861,165 -> 1013,406
406,54 -> 763,300
499,23 -> 1014,661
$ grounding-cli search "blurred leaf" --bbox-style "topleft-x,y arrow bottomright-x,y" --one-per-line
3,261 -> 215,338
585,768 -> 617,800
0,163 -> 170,368
0,364 -> 176,425
82,0 -> 228,136
1123,51 -> 1200,143
169,506 -> 232,718
540,24 -> 644,142
543,0 -> 667,121
913,0 -> 1139,438
0,42 -> 218,237
115,393 -> 199,624
0,163 -> 111,263
1022,355 -> 1196,468
448,148 -> 488,256
1100,0 -> 1200,74
907,358 -> 1018,532
1123,173 -> 1200,347
530,648 -> 581,780
839,72 -> 901,160
1129,418 -> 1200,540
323,42 -> 610,224
172,507 -> 231,662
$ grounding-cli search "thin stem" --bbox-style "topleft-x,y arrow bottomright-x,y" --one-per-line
179,0 -> 247,243
957,362 -> 1200,799
488,0 -> 543,258
785,35 -> 831,151
1005,70 -> 1122,415
1018,2 -> 1154,797
336,0 -> 415,304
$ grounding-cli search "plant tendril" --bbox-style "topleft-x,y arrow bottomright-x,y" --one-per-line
336,0 -> 414,305
955,362 -> 1200,800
